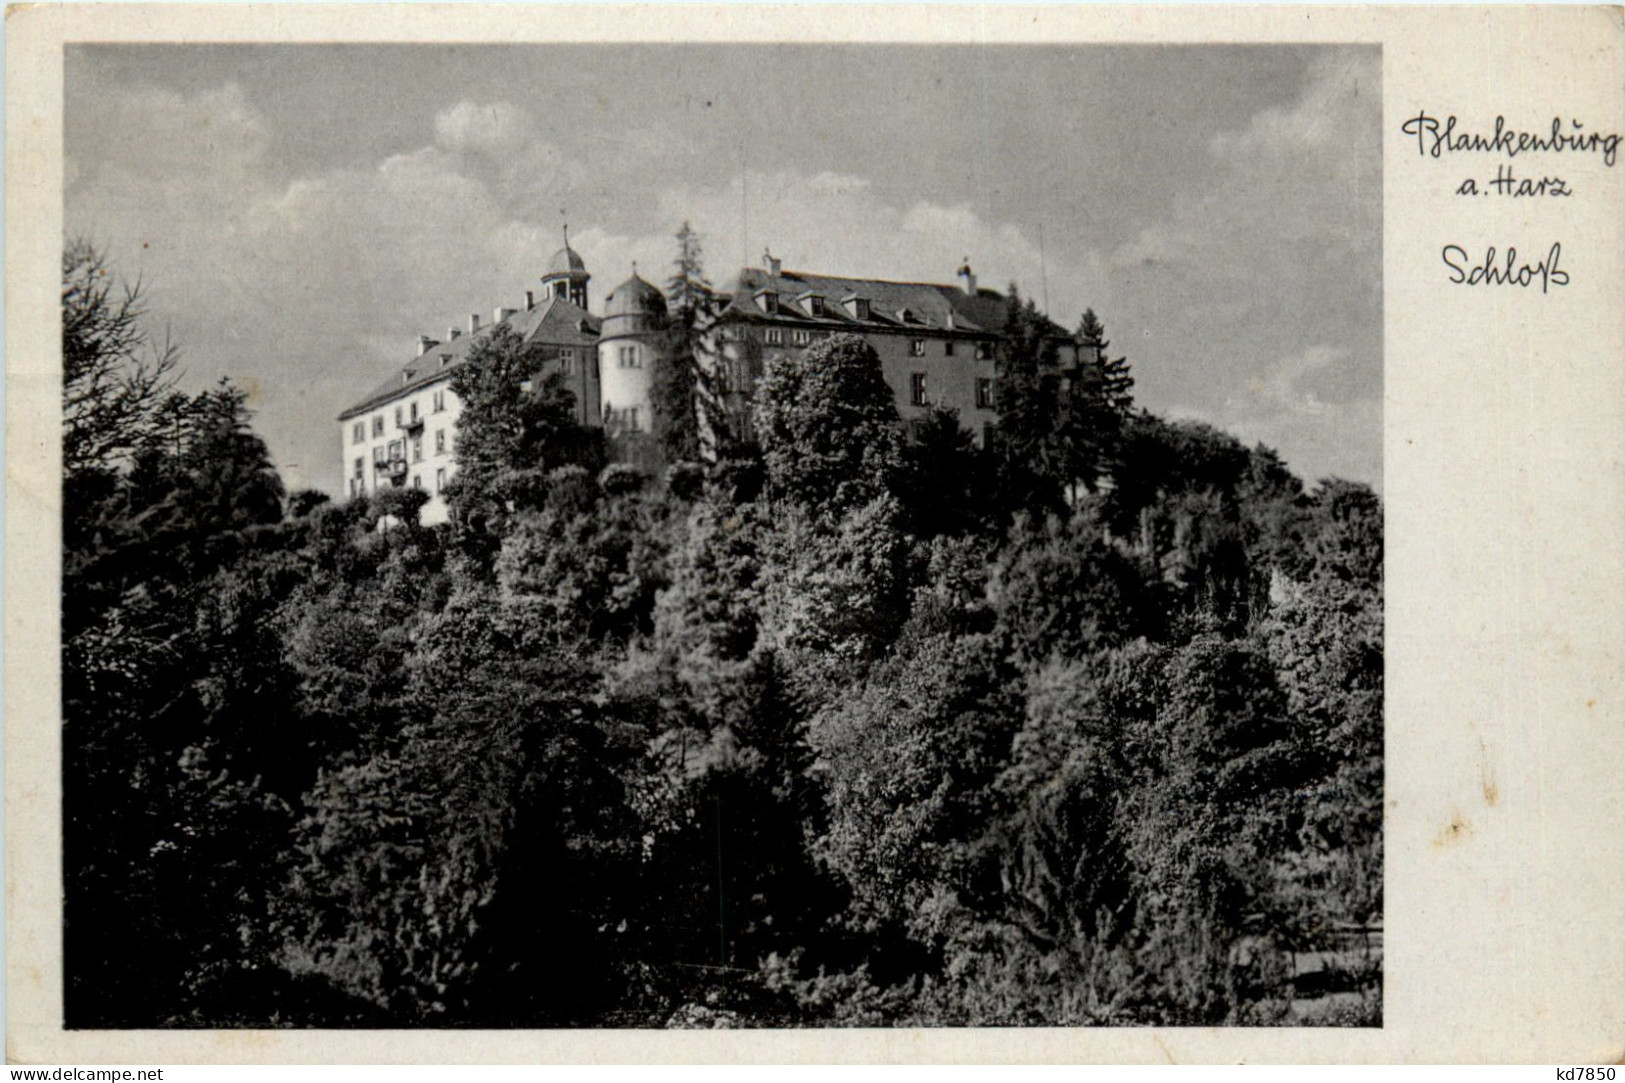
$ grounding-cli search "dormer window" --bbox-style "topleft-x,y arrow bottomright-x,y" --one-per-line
842,294 -> 870,320
898,307 -> 913,324
757,290 -> 780,315
439,354 -> 452,368
402,369 -> 415,385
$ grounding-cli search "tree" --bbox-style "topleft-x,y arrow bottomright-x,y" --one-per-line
808,622 -> 1022,941
1076,308 -> 1135,418
897,407 -> 998,538
447,324 -> 599,524
62,240 -> 182,479
753,333 -> 904,512
652,222 -> 717,463
664,220 -> 717,325
172,379 -> 287,533
992,286 -> 1068,513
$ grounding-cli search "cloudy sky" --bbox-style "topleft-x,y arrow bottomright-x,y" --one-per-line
66,44 -> 1381,495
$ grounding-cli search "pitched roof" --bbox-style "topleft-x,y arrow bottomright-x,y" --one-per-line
338,295 -> 601,420
715,266 -> 1067,337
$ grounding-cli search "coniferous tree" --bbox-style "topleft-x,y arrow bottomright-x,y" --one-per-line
1077,308 -> 1135,418
650,221 -> 719,464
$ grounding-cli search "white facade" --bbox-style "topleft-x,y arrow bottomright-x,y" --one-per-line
597,338 -> 652,435
340,377 -> 462,525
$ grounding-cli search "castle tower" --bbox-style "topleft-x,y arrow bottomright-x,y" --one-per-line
541,226 -> 591,309
597,267 -> 668,448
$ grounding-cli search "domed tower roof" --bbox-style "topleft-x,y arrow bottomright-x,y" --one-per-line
547,243 -> 588,277
600,268 -> 668,340
539,226 -> 591,308
604,271 -> 667,318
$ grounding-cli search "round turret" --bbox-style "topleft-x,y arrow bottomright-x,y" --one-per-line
598,269 -> 670,441
602,272 -> 668,329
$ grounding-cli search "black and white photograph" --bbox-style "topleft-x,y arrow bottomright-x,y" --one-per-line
58,39 -> 1384,1030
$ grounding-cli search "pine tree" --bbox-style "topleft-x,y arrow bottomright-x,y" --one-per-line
665,220 -> 716,325
1077,308 -> 1135,418
652,221 -> 718,463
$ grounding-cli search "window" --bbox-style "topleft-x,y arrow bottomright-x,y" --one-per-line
910,339 -> 926,357
373,446 -> 387,467
627,406 -> 642,433
806,296 -> 825,317
944,340 -> 956,357
412,474 -> 422,490
561,348 -> 576,374
412,435 -> 423,463
373,415 -> 385,437
388,439 -> 404,462
975,343 -> 993,361
436,467 -> 447,493
433,390 -> 445,412
351,422 -> 364,444
410,402 -> 419,423
765,328 -> 784,346
849,297 -> 870,320
435,429 -> 446,454
350,478 -> 363,498
976,377 -> 995,410
758,291 -> 779,315
394,406 -> 404,428
619,345 -> 640,368
792,329 -> 812,346
353,456 -> 364,478
910,373 -> 928,407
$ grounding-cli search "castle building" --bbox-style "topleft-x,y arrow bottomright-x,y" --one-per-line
703,252 -> 1084,452
337,237 -> 607,524
338,234 -> 1088,523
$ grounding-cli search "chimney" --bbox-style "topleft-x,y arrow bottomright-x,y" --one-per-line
525,289 -> 536,309
764,248 -> 781,277
957,258 -> 977,296
416,334 -> 439,356
495,306 -> 518,324
448,326 -> 462,341
469,313 -> 481,334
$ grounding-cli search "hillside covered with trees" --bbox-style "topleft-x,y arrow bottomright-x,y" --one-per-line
62,238 -> 1382,1028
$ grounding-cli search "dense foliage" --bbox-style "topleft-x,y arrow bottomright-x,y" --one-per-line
64,245 -> 1382,1028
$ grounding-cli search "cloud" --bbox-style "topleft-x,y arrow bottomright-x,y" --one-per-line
1115,49 -> 1381,275
434,100 -> 536,153
644,171 -> 1109,323
1105,46 -> 1382,489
